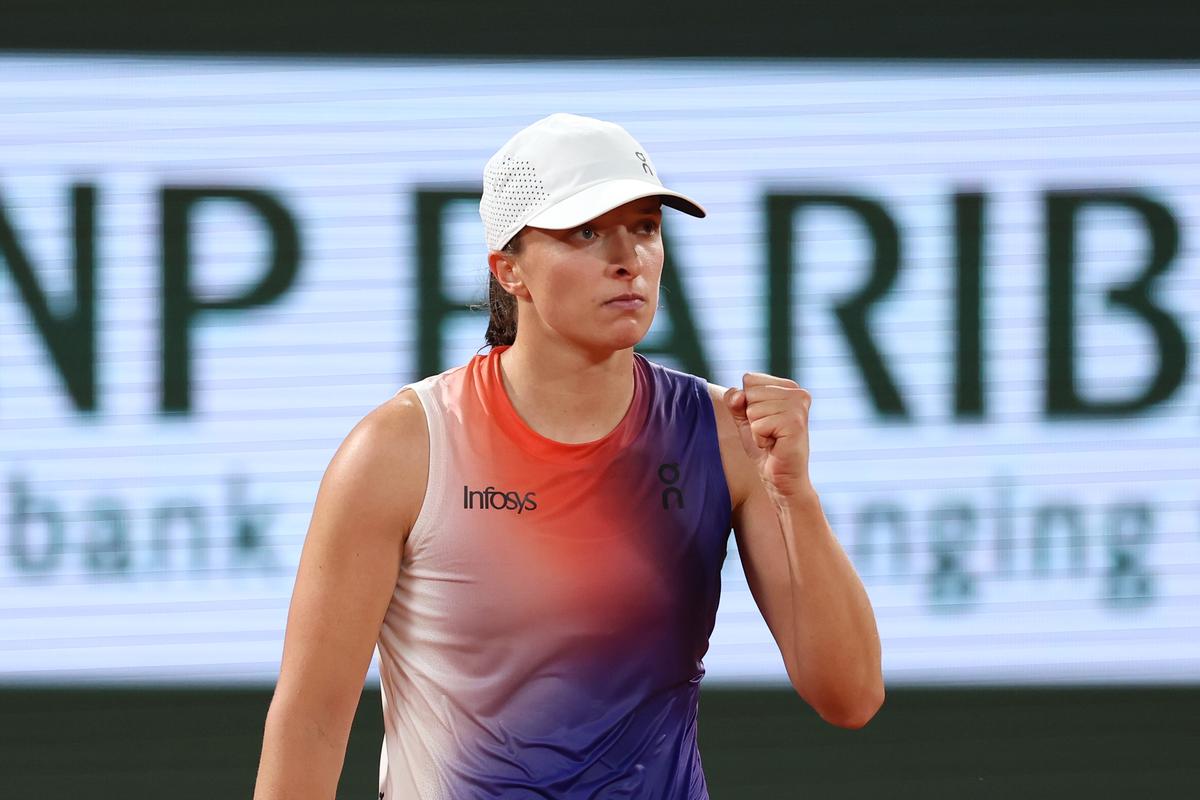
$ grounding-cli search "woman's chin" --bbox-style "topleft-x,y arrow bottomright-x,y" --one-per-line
576,329 -> 647,356
553,316 -> 652,355
605,323 -> 651,352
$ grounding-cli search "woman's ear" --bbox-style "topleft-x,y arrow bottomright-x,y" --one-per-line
488,250 -> 531,300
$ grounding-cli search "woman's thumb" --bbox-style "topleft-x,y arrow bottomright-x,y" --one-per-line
725,386 -> 761,458
724,386 -> 746,420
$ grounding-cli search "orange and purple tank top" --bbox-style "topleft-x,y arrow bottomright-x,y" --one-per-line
376,346 -> 732,799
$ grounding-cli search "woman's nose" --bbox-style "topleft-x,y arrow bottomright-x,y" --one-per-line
605,227 -> 642,275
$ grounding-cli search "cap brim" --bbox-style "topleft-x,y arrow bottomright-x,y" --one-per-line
524,179 -> 706,231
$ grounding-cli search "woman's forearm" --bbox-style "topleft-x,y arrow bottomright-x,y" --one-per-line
776,489 -> 884,727
254,696 -> 352,800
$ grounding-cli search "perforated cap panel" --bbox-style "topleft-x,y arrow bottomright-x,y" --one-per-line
480,156 -> 550,251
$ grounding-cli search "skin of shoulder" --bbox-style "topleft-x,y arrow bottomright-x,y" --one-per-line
704,382 -> 755,512
256,389 -> 428,799
283,385 -> 429,649
326,388 -> 430,540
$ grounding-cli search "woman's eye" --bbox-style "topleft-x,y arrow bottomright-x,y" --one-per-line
578,227 -> 597,240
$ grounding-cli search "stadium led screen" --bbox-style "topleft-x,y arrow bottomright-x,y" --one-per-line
1,56 -> 1197,685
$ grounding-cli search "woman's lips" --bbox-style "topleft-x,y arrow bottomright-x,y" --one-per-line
600,292 -> 648,309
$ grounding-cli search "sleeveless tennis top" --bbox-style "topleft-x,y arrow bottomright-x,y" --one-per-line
376,346 -> 733,799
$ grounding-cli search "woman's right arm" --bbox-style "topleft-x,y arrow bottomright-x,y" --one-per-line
253,389 -> 429,800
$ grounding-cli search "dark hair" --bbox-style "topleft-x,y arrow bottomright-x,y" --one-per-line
483,235 -> 520,347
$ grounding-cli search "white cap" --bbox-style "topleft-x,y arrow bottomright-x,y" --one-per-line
479,113 -> 706,251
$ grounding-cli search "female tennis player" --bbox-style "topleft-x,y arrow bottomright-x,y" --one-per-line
254,113 -> 883,799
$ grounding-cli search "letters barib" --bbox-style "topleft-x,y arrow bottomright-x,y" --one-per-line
418,188 -> 1190,419
463,485 -> 538,514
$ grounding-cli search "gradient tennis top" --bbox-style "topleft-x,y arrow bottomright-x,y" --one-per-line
377,346 -> 733,799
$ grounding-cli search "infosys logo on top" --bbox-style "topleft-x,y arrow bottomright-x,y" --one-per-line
463,485 -> 538,514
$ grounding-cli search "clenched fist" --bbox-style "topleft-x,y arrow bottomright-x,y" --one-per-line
724,373 -> 814,503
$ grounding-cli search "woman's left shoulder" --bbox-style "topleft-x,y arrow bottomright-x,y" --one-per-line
701,380 -> 755,508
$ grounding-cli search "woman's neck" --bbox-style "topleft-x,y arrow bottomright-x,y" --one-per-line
497,340 -> 636,445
